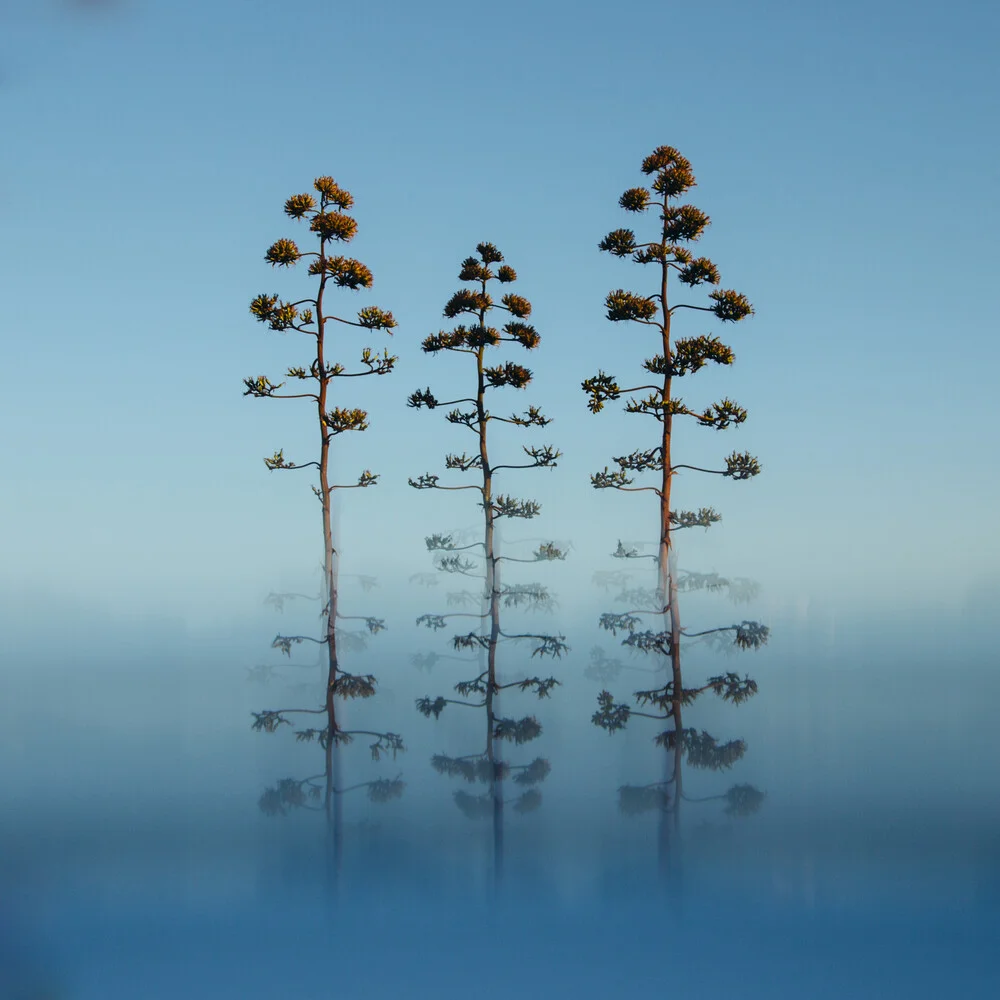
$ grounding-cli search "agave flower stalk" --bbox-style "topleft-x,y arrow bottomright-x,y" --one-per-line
245,176 -> 397,741
407,242 -> 564,692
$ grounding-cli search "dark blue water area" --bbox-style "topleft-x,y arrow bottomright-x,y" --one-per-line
3,599 -> 998,998
8,863 -> 998,999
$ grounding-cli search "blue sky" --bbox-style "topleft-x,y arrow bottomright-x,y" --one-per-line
3,0 -> 999,628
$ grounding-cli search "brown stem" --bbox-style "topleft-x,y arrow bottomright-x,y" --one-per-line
658,200 -> 684,878
315,216 -> 339,737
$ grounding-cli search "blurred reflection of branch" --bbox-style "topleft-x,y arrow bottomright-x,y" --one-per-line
252,567 -> 402,889
410,650 -> 471,674
259,772 -> 405,818
590,545 -> 769,871
413,527 -> 562,886
591,560 -> 768,862
433,753 -> 550,820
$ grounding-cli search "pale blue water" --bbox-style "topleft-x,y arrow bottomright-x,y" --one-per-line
2,594 -> 997,998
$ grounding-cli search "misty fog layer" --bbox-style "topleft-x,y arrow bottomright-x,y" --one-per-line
3,585 -> 997,998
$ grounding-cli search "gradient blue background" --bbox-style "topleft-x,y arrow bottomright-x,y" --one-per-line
4,0 -> 998,629
3,2 -> 999,997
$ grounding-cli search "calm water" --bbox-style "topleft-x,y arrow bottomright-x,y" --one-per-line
3,588 -> 997,999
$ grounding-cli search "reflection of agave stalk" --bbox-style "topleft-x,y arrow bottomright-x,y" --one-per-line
251,693 -> 402,775
416,548 -> 562,882
258,721 -> 404,887
417,611 -> 558,883
244,175 -> 396,743
259,768 -> 405,818
584,147 -> 765,868
252,577 -> 403,883
594,557 -> 767,842
408,243 -> 566,883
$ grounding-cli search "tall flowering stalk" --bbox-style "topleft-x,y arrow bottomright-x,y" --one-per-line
244,175 -> 399,752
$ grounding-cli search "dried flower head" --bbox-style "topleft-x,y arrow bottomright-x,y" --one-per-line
284,193 -> 316,218
265,238 -> 301,266
310,210 -> 357,242
619,188 -> 651,212
313,176 -> 354,209
476,241 -> 504,264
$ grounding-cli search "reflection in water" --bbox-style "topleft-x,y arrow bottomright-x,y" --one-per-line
7,597 -> 1000,995
592,554 -> 767,873
408,243 -> 566,885
257,737 -> 404,888
249,578 -> 404,886
414,530 -> 564,885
